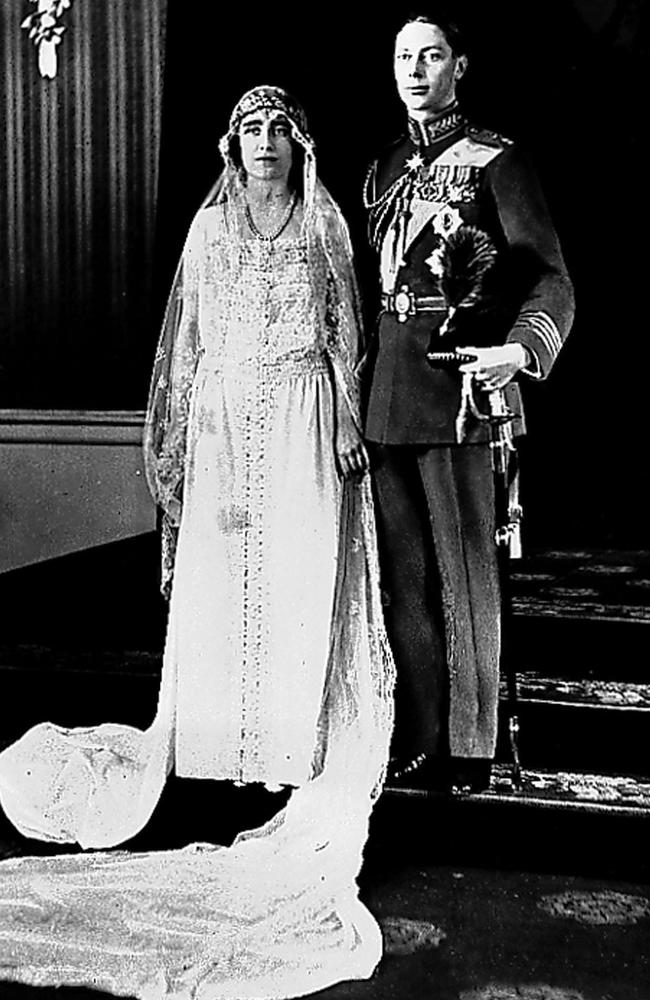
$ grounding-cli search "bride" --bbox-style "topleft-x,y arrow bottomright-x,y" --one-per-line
0,86 -> 395,999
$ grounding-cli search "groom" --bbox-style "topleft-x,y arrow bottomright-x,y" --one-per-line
363,11 -> 574,790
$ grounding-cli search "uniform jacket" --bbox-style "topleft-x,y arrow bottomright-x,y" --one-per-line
363,106 -> 575,445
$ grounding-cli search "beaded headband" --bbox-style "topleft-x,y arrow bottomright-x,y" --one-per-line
216,85 -> 317,223
218,85 -> 314,164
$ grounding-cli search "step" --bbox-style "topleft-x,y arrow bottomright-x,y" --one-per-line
495,676 -> 650,775
0,665 -> 159,748
500,673 -> 650,710
510,549 -> 650,623
2,664 -> 648,777
511,547 -> 650,579
512,594 -> 650,624
0,643 -> 162,676
496,675 -> 650,776
386,764 -> 650,818
508,550 -> 650,682
508,614 -> 649,682
371,769 -> 650,880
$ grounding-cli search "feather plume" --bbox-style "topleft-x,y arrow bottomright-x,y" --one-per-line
438,226 -> 498,337
440,226 -> 497,308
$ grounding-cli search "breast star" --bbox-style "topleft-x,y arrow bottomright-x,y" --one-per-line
405,153 -> 425,173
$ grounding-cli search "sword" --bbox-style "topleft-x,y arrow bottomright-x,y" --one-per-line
486,386 -> 522,789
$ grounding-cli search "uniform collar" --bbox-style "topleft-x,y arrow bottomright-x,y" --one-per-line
407,102 -> 466,148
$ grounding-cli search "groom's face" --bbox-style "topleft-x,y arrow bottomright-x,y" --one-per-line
394,21 -> 466,118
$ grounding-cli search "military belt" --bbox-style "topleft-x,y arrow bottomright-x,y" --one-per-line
382,285 -> 447,324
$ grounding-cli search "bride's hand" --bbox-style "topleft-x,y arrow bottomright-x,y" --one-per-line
335,412 -> 369,480
166,497 -> 182,527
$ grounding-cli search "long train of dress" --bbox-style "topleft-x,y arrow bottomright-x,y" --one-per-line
0,478 -> 392,999
0,203 -> 395,998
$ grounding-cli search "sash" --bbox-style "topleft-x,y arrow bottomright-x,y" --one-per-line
380,135 -> 504,294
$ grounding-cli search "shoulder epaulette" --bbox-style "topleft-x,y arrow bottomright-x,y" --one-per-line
465,123 -> 513,150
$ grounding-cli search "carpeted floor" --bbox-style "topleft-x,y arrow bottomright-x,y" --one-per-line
355,864 -> 650,1000
1,543 -> 649,998
0,860 -> 647,1000
1,778 -> 649,1000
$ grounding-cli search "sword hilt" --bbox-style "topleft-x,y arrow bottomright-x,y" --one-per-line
426,350 -> 478,368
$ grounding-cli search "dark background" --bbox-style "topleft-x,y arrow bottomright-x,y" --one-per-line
0,2 -> 648,882
1,3 -> 647,888
2,0 -> 648,551
156,0 -> 649,551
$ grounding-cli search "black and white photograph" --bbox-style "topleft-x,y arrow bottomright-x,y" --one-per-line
0,2 -> 648,998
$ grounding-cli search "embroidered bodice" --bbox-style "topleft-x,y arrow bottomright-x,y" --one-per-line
195,210 -> 330,378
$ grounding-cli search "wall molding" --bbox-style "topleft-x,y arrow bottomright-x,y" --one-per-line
0,409 -> 146,445
0,409 -> 155,573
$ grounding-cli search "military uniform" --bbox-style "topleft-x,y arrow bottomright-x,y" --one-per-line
364,104 -> 574,770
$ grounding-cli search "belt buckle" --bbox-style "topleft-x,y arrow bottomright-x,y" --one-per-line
393,284 -> 415,324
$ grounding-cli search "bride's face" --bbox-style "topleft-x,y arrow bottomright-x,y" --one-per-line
238,110 -> 293,186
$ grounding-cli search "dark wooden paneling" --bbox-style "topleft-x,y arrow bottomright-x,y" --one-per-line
0,0 -> 167,409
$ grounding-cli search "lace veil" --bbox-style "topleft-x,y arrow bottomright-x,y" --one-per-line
0,86 -> 395,999
144,85 -> 364,594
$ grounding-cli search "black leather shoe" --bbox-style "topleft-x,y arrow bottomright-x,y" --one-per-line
386,754 -> 449,791
447,758 -> 492,794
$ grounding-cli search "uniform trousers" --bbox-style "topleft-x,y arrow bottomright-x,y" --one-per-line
370,442 -> 501,762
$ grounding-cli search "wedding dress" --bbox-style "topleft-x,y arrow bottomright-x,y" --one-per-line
0,86 -> 394,999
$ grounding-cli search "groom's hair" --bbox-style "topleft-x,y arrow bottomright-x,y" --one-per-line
399,10 -> 468,58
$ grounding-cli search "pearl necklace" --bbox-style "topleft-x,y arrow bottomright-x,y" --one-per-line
244,193 -> 296,243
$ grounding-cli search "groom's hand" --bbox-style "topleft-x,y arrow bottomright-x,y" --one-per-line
456,343 -> 530,392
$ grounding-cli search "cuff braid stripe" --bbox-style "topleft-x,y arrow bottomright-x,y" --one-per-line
517,310 -> 563,358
